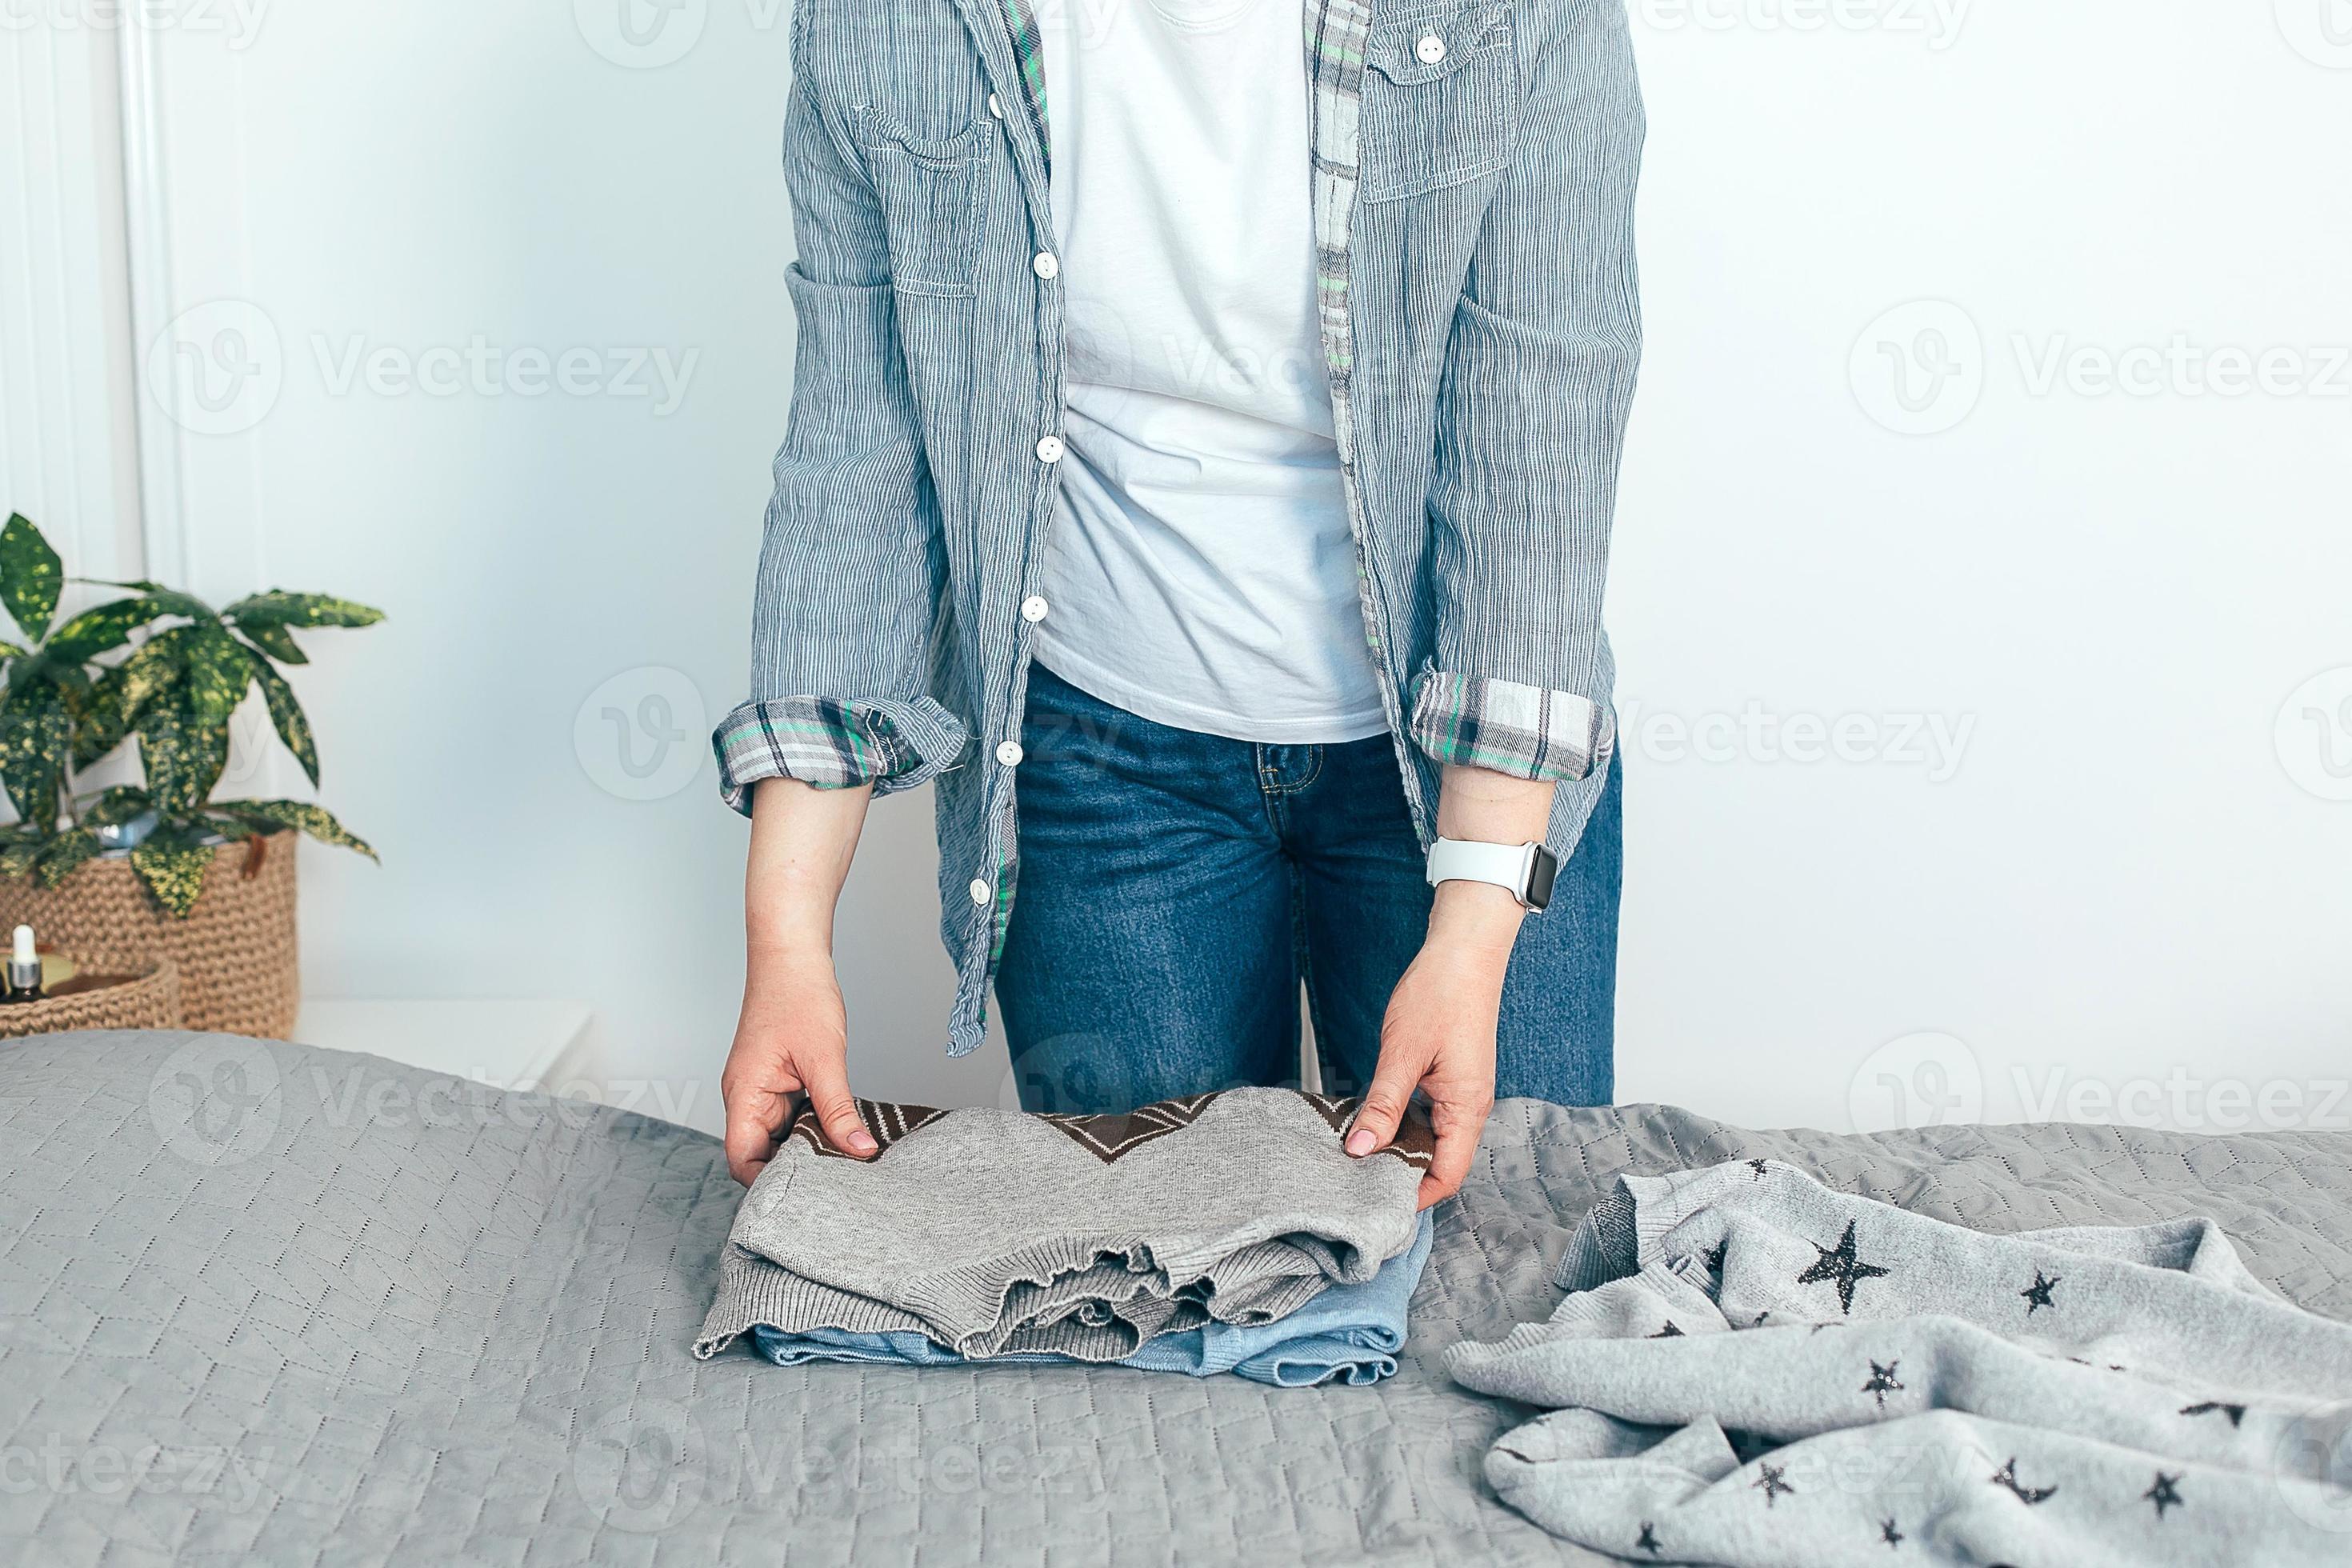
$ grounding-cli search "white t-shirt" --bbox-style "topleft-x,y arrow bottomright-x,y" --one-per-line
1030,0 -> 1389,744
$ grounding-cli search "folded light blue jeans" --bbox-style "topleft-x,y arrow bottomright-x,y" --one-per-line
751,1213 -> 1435,1388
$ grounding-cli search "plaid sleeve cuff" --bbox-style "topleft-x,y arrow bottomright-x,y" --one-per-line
1408,670 -> 1614,784
713,695 -> 969,815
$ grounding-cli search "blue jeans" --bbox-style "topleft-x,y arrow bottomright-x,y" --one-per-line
994,665 -> 1621,1115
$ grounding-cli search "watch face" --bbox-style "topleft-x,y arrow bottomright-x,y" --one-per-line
1525,846 -> 1559,912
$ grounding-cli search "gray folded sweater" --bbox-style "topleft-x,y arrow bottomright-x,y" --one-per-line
1447,1158 -> 2352,1566
698,1089 -> 1431,1362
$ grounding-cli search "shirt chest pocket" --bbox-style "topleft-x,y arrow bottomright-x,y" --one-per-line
1359,0 -> 1518,204
856,109 -> 991,299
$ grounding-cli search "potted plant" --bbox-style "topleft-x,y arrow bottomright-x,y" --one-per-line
0,512 -> 382,1038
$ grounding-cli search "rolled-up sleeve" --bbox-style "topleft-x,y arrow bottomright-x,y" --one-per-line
718,26 -> 968,816
1410,0 -> 1643,786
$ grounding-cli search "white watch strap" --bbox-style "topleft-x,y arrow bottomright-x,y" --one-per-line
1425,838 -> 1538,902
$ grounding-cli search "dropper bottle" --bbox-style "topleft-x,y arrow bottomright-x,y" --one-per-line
5,925 -> 45,1003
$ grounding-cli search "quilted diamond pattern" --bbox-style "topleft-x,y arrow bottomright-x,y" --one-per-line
2,1031 -> 2346,1566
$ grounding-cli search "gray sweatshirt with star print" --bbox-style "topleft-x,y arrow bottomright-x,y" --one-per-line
1446,1158 -> 2352,1566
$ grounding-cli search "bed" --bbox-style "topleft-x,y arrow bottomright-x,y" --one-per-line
6,1029 -> 2348,1565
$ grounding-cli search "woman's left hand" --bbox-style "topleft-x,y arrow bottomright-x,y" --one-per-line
1344,880 -> 1521,1210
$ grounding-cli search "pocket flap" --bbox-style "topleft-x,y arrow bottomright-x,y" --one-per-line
1365,0 -> 1512,86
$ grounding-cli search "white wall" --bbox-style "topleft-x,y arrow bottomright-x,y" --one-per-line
25,0 -> 2349,1138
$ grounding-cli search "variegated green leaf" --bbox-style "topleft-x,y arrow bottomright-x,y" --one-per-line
45,595 -> 178,662
184,627 -> 253,727
244,650 -> 318,786
78,580 -> 217,621
0,514 -> 63,642
130,838 -> 214,918
222,591 -> 384,630
213,798 -> 378,861
138,711 -> 230,814
0,693 -> 70,829
235,623 -> 308,665
35,827 -> 102,888
0,838 -> 39,879
0,640 -> 27,661
78,785 -> 153,827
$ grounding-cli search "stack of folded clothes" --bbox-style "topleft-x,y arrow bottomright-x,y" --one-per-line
697,1088 -> 1435,1387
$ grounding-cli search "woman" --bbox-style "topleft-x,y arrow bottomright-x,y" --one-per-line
717,0 -> 1642,1210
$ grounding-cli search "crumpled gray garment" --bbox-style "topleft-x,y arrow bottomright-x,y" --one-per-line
1448,1158 -> 2352,1566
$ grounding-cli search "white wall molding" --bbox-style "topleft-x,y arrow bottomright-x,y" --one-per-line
0,22 -> 145,582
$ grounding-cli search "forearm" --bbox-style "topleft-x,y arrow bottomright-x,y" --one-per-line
746,776 -> 874,954
1426,766 -> 1557,961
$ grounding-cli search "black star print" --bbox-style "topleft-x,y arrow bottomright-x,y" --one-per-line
2179,1401 -> 2246,1428
1810,1322 -> 1846,1335
1636,1520 -> 1662,1555
1750,1310 -> 1771,1328
1795,1221 -> 1892,1315
1650,1321 -> 1685,1339
2144,1471 -> 2183,1519
1704,1238 -> 1730,1278
1990,1458 -> 2058,1505
1862,1359 -> 1905,1411
1753,1462 -> 1795,1506
1748,1158 -> 1770,1179
2020,1270 -> 2060,1314
1880,1517 -> 1905,1547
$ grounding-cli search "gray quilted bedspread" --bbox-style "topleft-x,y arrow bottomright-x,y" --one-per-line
5,1030 -> 2349,1566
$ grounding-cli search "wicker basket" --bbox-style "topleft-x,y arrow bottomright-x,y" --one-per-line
0,832 -> 298,1039
0,958 -> 182,1038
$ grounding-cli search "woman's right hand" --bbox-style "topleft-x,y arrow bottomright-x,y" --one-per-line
721,777 -> 879,1186
722,943 -> 874,1184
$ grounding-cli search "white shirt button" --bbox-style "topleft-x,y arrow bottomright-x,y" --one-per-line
995,742 -> 1025,767
1415,33 -> 1446,64
987,93 -> 1003,119
1032,251 -> 1059,280
969,878 -> 991,906
1035,435 -> 1065,463
1020,595 -> 1050,623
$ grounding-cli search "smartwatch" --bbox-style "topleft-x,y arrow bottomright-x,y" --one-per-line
1425,838 -> 1558,913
